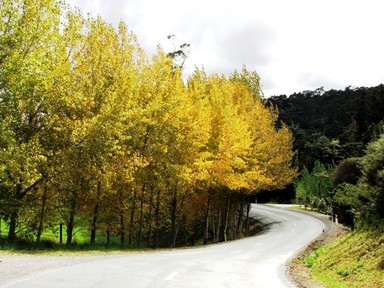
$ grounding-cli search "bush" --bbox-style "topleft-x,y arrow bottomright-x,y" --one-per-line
331,158 -> 362,187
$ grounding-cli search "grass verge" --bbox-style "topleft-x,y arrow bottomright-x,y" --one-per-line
308,229 -> 384,288
0,238 -> 150,254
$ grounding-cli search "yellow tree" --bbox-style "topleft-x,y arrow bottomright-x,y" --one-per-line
234,79 -> 297,192
121,50 -> 211,247
51,15 -> 144,244
186,69 -> 296,243
0,0 -> 72,241
231,73 -> 297,235
186,71 -> 252,243
91,22 -> 145,245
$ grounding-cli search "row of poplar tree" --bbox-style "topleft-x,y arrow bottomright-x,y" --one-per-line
0,0 -> 296,247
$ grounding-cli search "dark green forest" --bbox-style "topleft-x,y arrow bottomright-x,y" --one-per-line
266,85 -> 384,228
270,85 -> 384,169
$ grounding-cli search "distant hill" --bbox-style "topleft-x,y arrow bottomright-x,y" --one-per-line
268,84 -> 384,170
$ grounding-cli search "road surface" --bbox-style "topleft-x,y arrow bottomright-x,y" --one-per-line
1,204 -> 324,288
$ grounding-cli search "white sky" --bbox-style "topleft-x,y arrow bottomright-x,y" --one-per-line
66,0 -> 384,97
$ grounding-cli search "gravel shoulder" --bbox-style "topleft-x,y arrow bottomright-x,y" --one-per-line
0,253 -> 113,286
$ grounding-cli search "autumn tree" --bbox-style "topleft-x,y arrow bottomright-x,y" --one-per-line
187,69 -> 296,244
0,0 -> 69,241
0,1 -> 297,246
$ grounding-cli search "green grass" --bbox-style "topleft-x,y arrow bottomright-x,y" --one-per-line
0,240 -> 149,254
0,220 -> 8,239
288,205 -> 311,211
0,219 -> 148,254
0,234 -> 149,254
308,229 -> 384,288
304,246 -> 326,268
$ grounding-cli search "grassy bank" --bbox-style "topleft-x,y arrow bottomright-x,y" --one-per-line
307,229 -> 384,288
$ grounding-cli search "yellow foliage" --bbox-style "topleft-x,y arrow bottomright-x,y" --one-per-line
188,70 -> 296,194
0,1 -> 296,243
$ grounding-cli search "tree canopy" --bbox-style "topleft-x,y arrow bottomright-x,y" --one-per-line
0,0 -> 296,246
269,85 -> 384,170
272,86 -> 384,227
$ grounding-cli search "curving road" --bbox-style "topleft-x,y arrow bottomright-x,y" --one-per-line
2,204 -> 324,288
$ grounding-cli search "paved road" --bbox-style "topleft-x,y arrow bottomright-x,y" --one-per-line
2,204 -> 324,288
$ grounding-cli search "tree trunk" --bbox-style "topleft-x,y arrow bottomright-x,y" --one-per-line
212,213 -> 216,243
181,214 -> 187,246
138,184 -> 145,246
231,207 -> 237,240
224,196 -> 230,242
128,189 -> 137,245
66,192 -> 77,245
215,208 -> 221,242
118,189 -> 125,245
154,188 -> 161,248
36,187 -> 48,242
170,191 -> 177,247
203,195 -> 212,245
245,202 -> 251,235
237,198 -> 244,235
147,186 -> 154,247
90,202 -> 99,244
171,193 -> 186,247
90,181 -> 101,244
66,211 -> 75,245
7,184 -> 21,241
120,208 -> 125,245
8,181 -> 41,241
8,210 -> 18,241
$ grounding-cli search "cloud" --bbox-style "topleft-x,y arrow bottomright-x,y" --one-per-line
297,73 -> 341,91
66,0 -> 384,97
218,24 -> 275,67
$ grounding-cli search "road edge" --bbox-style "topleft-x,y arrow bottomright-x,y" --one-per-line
285,208 -> 349,288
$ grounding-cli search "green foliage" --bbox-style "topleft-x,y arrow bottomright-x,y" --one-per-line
360,133 -> 384,220
304,247 -> 325,268
331,158 -> 363,226
333,183 -> 360,227
294,167 -> 311,205
294,160 -> 334,213
294,124 -> 384,227
331,158 -> 362,187
269,85 -> 384,171
332,129 -> 384,227
0,0 -> 66,241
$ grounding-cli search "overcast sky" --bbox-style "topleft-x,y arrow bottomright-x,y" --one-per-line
66,0 -> 384,97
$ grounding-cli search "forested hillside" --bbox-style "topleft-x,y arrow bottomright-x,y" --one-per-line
269,85 -> 384,170
269,86 -> 384,228
0,0 -> 296,248
275,87 -> 384,288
